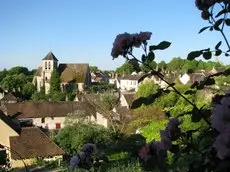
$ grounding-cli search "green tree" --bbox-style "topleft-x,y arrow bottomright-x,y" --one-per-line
182,60 -> 199,73
140,61 -> 157,73
158,61 -> 167,71
101,93 -> 118,110
167,57 -> 185,72
116,62 -> 135,75
22,82 -> 36,99
89,65 -> 99,72
137,80 -> 159,98
55,123 -> 114,155
8,66 -> 29,76
49,69 -> 61,94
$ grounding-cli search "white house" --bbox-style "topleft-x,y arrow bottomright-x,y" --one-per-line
118,73 -> 148,92
33,51 -> 91,94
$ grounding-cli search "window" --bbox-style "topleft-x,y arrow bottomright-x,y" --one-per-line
45,77 -> 48,81
41,118 -> 45,123
51,117 -> 54,120
56,123 -> 61,129
48,62 -> 51,69
45,62 -> 47,69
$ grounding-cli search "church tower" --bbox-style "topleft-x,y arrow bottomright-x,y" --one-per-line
41,51 -> 58,94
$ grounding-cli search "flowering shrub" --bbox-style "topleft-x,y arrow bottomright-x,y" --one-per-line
69,143 -> 97,171
110,1 -> 230,171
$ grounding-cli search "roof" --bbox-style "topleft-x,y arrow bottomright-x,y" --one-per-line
58,63 -> 89,83
120,73 -> 149,81
42,52 -> 58,61
34,66 -> 42,77
122,93 -> 136,107
10,127 -> 64,159
188,73 -> 206,84
1,92 -> 23,102
5,101 -> 96,119
0,110 -> 21,134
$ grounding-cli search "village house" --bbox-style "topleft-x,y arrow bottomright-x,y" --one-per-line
1,100 -> 110,129
0,110 -> 64,169
179,72 -> 206,85
33,51 -> 91,94
118,72 -> 149,92
119,92 -> 136,108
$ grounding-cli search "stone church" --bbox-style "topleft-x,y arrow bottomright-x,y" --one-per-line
33,52 -> 91,94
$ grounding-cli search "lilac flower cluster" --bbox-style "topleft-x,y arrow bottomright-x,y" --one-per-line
211,92 -> 230,159
111,32 -> 152,59
159,118 -> 181,150
195,0 -> 229,20
69,143 -> 97,171
139,118 -> 181,163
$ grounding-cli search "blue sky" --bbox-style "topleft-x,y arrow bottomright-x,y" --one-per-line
0,0 -> 229,70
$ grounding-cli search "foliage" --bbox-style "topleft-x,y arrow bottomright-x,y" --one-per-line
89,65 -> 99,72
101,93 -> 118,110
110,7 -> 230,169
49,69 -> 61,94
86,83 -> 116,94
22,82 -> 36,99
140,120 -> 168,142
126,106 -> 165,133
116,61 -> 135,75
55,124 -> 114,155
137,80 -> 159,98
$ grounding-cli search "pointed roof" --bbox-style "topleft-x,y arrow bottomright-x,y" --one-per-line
10,127 -> 65,159
42,51 -> 58,61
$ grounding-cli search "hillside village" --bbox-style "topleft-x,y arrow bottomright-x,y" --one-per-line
0,51 -> 229,171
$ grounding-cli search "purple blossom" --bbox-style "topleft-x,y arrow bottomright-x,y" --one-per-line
195,0 -> 216,10
160,130 -> 172,150
213,132 -> 230,159
211,96 -> 230,133
166,117 -> 181,131
111,31 -> 152,59
138,32 -> 152,43
70,155 -> 80,170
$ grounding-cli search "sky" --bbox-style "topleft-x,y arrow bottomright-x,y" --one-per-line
0,0 -> 230,71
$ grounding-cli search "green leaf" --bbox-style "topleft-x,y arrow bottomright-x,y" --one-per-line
198,26 -> 210,34
215,49 -> 222,56
149,41 -> 171,51
191,109 -> 202,123
215,9 -> 227,18
187,51 -> 202,60
214,18 -> 224,30
147,51 -> 155,63
203,51 -> 212,60
225,19 -> 230,26
141,54 -> 147,63
215,41 -> 222,50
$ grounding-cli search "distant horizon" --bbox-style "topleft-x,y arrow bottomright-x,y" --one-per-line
1,0 -> 229,71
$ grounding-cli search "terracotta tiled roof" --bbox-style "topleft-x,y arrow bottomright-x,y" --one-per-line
58,63 -> 89,83
42,52 -> 58,61
10,127 -> 64,160
34,66 -> 42,76
0,110 -> 21,134
5,101 -> 96,118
